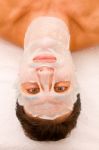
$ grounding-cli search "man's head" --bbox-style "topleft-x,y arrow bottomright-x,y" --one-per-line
16,17 -> 81,141
16,94 -> 81,141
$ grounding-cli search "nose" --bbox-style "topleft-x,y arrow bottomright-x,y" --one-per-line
36,67 -> 54,91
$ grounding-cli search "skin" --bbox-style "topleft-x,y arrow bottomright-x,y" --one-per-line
0,0 -> 99,51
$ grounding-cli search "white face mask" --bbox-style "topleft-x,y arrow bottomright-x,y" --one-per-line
17,17 -> 79,120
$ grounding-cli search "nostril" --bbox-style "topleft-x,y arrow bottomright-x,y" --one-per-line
36,66 -> 54,72
36,67 -> 54,91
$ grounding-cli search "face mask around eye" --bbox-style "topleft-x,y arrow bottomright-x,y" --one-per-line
16,16 -> 80,120
17,75 -> 79,120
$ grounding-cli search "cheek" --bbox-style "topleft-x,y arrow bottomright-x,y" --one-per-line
20,68 -> 38,83
55,69 -> 72,82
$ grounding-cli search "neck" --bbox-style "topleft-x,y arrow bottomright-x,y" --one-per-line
24,16 -> 70,51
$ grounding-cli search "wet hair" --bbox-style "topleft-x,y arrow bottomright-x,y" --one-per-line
16,94 -> 81,141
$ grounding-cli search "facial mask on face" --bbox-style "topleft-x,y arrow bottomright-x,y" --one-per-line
17,16 -> 80,120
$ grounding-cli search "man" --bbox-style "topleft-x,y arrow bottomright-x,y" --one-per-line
15,16 -> 81,141
0,0 -> 99,141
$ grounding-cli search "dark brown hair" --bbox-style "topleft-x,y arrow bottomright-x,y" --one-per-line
16,94 -> 81,141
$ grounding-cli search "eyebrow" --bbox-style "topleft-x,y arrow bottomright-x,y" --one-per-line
21,93 -> 38,100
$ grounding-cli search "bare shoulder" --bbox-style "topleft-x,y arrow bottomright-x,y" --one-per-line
0,0 -> 99,50
0,0 -> 37,45
0,0 -> 50,44
66,0 -> 99,50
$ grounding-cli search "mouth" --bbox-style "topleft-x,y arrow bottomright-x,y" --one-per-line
33,54 -> 56,63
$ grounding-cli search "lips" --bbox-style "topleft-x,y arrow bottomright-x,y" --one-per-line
33,54 -> 56,63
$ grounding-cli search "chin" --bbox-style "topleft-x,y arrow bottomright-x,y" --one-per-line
16,94 -> 81,141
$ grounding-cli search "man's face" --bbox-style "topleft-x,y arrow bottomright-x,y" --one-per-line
16,37 -> 81,141
18,37 -> 78,119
